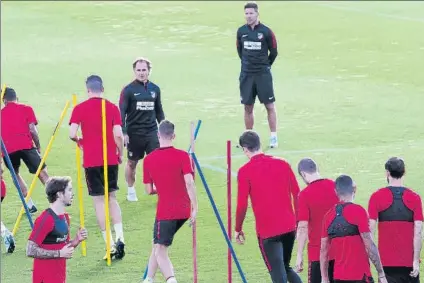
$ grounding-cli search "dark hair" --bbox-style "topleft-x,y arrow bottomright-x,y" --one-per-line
244,1 -> 258,11
335,175 -> 354,196
239,130 -> 261,152
385,157 -> 405,179
298,158 -> 318,175
86,75 -> 104,93
46,176 -> 72,203
158,120 -> 175,139
3,87 -> 17,102
133,57 -> 152,71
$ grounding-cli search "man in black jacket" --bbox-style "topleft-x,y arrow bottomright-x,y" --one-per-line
236,1 -> 279,148
119,57 -> 165,202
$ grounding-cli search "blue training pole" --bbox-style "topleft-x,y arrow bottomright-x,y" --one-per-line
191,153 -> 248,283
142,119 -> 202,280
1,140 -> 34,228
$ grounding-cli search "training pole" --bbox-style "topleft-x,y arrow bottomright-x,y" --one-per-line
72,94 -> 87,256
1,84 -> 6,102
1,140 -> 34,228
190,121 -> 198,283
227,140 -> 232,283
12,100 -> 71,236
101,99 -> 112,266
191,153 -> 247,283
142,120 -> 202,281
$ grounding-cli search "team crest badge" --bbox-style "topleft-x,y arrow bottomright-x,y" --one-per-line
150,91 -> 156,98
257,33 -> 263,40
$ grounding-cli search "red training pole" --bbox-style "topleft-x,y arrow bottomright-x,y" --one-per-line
190,121 -> 198,283
227,140 -> 232,283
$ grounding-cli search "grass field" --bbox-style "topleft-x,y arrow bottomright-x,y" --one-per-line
2,1 -> 424,282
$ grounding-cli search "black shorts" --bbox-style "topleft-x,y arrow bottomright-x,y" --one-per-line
153,219 -> 188,247
334,275 -> 375,283
239,70 -> 275,105
309,260 -> 335,283
127,133 -> 159,161
258,231 -> 302,283
3,148 -> 46,174
84,165 -> 119,196
384,266 -> 419,283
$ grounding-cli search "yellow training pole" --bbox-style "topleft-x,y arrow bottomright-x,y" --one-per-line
72,94 -> 87,256
12,100 -> 71,236
1,84 -> 6,103
101,99 -> 112,266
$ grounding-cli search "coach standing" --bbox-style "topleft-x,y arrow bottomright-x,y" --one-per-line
368,157 -> 423,283
236,2 -> 279,148
119,57 -> 165,202
235,130 -> 301,283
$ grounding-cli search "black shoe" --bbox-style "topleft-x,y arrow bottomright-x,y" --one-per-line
29,206 -> 38,214
114,239 -> 125,260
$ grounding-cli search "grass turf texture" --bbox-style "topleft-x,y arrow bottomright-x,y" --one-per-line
2,1 -> 424,282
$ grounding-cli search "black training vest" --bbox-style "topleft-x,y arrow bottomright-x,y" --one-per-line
42,208 -> 69,245
378,187 -> 413,222
327,203 -> 360,239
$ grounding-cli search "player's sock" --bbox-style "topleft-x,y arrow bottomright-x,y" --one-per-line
270,132 -> 278,148
271,132 -> 277,137
1,221 -> 9,238
114,223 -> 124,243
127,186 -> 136,195
166,277 -> 177,283
101,230 -> 115,247
27,198 -> 35,209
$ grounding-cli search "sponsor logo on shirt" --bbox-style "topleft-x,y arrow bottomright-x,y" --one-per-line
243,41 -> 262,50
136,101 -> 155,111
56,234 -> 68,243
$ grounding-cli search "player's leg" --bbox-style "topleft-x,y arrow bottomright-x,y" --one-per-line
258,235 -> 287,283
0,182 -> 15,254
107,165 -> 125,259
144,242 -> 160,283
281,231 -> 302,283
125,134 -> 145,201
256,71 -> 278,148
240,72 -> 256,130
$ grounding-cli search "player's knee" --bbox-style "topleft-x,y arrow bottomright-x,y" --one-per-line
127,160 -> 138,170
244,105 -> 254,114
154,244 -> 167,257
265,103 -> 275,111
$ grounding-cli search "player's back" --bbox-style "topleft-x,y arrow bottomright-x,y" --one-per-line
239,154 -> 299,237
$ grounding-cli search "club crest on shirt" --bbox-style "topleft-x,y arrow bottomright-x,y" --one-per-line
257,32 -> 263,40
150,91 -> 156,98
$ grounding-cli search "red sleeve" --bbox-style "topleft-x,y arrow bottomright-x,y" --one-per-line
182,152 -> 194,176
69,105 -> 81,125
143,157 -> 153,184
235,167 -> 250,232
29,213 -> 54,245
412,193 -> 424,221
112,104 -> 122,126
26,106 -> 38,125
321,212 -> 331,238
297,191 -> 309,222
353,205 -> 370,233
367,192 -> 379,220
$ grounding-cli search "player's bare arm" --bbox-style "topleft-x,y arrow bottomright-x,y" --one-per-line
369,219 -> 377,239
295,221 -> 308,272
144,183 -> 156,195
411,220 -> 423,277
26,240 -> 73,259
69,228 -> 88,248
69,123 -> 80,143
360,232 -> 385,279
320,237 -> 330,283
113,125 -> 124,161
184,173 -> 198,224
29,123 -> 41,151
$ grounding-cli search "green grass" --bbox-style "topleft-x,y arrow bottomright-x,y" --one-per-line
2,1 -> 424,282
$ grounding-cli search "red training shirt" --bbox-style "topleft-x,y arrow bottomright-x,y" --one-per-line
143,146 -> 193,220
1,102 -> 38,154
235,154 -> 300,239
322,202 -> 371,281
69,97 -> 122,168
297,179 -> 338,262
29,209 -> 70,283
368,187 -> 423,267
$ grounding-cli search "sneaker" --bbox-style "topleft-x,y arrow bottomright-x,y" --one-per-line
4,234 -> 15,253
114,239 -> 125,260
127,193 -> 138,202
269,136 -> 278,148
103,245 -> 117,260
28,206 -> 38,214
143,278 -> 154,283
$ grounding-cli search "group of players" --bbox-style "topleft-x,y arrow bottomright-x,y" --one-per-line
1,1 -> 422,283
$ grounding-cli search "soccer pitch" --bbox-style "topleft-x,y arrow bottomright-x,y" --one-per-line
2,1 -> 424,282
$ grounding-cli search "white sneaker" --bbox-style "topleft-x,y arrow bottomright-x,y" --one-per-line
4,233 -> 15,253
127,192 -> 138,202
270,136 -> 278,148
142,278 -> 154,283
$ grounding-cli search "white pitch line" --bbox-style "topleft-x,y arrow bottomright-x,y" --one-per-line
201,164 -> 237,178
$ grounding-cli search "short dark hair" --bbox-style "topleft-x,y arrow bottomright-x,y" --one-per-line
133,57 -> 152,70
46,176 -> 72,203
3,87 -> 17,102
298,158 -> 318,175
335,175 -> 354,196
239,130 -> 261,152
158,120 -> 175,139
86,75 -> 104,93
385,157 -> 405,179
244,1 -> 258,11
